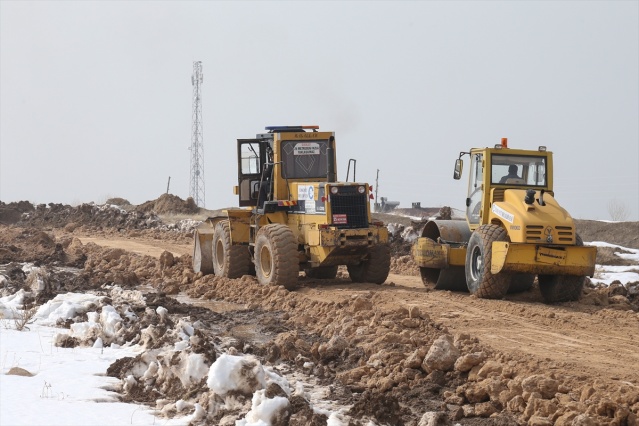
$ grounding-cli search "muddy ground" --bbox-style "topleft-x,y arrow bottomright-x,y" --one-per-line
1,197 -> 638,425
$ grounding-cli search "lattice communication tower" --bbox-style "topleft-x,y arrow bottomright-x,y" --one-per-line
189,61 -> 205,207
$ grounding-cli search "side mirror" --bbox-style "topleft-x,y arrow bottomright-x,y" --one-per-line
453,159 -> 463,180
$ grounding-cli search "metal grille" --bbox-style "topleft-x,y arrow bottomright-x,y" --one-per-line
526,225 -> 574,243
330,186 -> 369,229
556,226 -> 574,242
492,189 -> 505,202
525,225 -> 544,242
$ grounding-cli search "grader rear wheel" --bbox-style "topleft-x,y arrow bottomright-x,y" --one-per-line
465,224 -> 511,299
347,244 -> 391,284
212,221 -> 252,279
255,224 -> 299,290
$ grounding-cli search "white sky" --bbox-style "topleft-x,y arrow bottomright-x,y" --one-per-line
1,1 -> 638,220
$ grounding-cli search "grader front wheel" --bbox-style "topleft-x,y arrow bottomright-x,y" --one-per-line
254,224 -> 299,290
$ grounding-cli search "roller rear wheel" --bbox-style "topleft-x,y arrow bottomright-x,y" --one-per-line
538,235 -> 586,303
508,273 -> 535,293
465,225 -> 511,299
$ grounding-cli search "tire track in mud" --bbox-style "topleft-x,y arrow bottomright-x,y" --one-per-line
299,274 -> 639,385
80,235 -> 639,391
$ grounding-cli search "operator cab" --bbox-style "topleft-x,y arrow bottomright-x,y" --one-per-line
236,125 -> 335,211
454,139 -> 552,227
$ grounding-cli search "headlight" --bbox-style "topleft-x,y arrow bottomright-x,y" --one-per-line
330,187 -> 339,194
358,186 -> 365,194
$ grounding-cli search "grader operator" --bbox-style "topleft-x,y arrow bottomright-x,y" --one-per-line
412,138 -> 597,303
193,125 -> 390,290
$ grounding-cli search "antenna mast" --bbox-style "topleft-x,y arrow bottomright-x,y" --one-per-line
189,61 -> 205,207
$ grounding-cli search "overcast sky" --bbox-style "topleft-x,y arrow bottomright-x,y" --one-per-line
1,1 -> 637,220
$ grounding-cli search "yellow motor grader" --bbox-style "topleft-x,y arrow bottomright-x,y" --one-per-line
193,125 -> 390,290
411,138 -> 597,303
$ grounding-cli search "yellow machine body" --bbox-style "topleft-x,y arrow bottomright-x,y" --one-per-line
411,140 -> 597,299
193,126 -> 390,288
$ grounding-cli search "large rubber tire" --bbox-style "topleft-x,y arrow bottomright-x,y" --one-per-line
212,221 -> 252,279
305,266 -> 339,279
347,244 -> 391,285
465,225 -> 511,299
508,273 -> 535,293
255,224 -> 299,290
538,235 -> 586,303
193,230 -> 214,274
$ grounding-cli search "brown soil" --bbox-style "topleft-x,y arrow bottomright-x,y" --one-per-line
1,196 -> 638,425
135,193 -> 199,215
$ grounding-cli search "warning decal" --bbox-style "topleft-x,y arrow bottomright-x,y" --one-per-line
333,214 -> 347,224
293,143 -> 320,156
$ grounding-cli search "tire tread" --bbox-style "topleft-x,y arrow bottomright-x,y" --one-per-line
256,224 -> 299,290
467,225 -> 511,299
214,221 -> 251,279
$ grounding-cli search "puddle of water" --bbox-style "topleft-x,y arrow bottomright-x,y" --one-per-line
276,365 -> 353,417
115,285 -> 247,315
229,323 -> 271,344
174,292 -> 246,313
0,263 -> 82,275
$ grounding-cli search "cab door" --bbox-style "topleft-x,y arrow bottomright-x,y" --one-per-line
237,139 -> 266,207
466,152 -> 484,226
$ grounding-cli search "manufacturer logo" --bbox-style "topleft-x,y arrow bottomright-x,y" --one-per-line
544,226 -> 553,243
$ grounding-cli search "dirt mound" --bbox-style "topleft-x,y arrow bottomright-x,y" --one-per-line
575,219 -> 639,249
105,197 -> 133,208
9,202 -> 163,231
136,194 -> 199,215
2,200 -> 639,425
0,201 -> 35,225
5,196 -> 201,233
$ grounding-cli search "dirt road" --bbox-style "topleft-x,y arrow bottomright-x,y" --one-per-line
77,233 -> 639,388
4,198 -> 638,423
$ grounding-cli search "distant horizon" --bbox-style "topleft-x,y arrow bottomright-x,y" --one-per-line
3,194 -> 635,223
2,1 -> 637,221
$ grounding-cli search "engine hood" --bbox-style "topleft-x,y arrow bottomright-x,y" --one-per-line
489,189 -> 577,245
